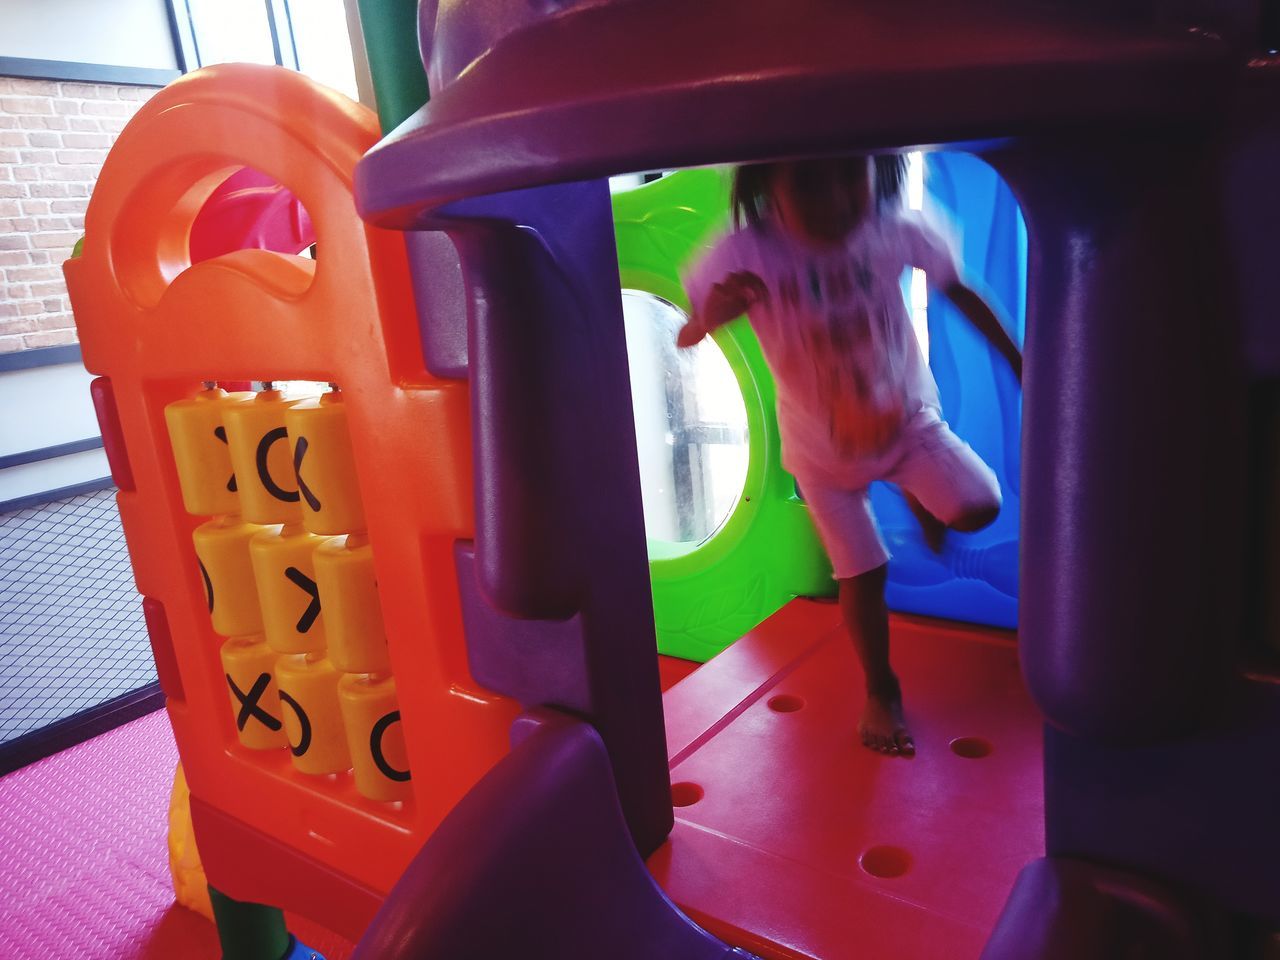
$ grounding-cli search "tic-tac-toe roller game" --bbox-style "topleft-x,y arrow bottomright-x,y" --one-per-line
12,0 -> 1280,958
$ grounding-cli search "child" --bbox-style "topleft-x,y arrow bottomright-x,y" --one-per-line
679,157 -> 1022,756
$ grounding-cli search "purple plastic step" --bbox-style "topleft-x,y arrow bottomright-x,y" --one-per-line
981,857 -> 1229,960
351,709 -> 754,960
429,180 -> 674,854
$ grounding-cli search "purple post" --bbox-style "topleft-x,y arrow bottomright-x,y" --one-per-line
421,181 -> 674,855
1223,83 -> 1280,379
1042,679 -> 1280,923
980,857 -> 1229,960
993,137 -> 1245,742
365,0 -> 676,859
404,231 -> 469,379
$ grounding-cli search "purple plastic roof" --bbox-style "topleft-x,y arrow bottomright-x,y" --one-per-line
358,0 -> 1227,225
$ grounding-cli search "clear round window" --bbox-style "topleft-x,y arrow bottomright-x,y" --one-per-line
621,290 -> 750,551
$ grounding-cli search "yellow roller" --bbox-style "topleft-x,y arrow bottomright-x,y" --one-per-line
221,388 -> 302,526
193,517 -> 271,638
164,387 -> 252,517
284,391 -> 366,536
313,534 -> 390,675
251,525 -> 330,656
339,673 -> 411,802
219,635 -> 287,751
276,653 -> 352,775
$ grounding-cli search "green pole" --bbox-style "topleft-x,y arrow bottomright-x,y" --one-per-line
355,0 -> 430,133
209,885 -> 293,960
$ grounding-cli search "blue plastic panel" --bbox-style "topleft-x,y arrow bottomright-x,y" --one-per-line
870,152 -> 1025,629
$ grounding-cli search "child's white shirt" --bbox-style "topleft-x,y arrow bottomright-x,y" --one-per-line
684,209 -> 960,485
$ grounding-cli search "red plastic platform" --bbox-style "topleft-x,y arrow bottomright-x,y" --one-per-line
0,603 -> 1039,959
659,654 -> 702,692
653,600 -> 1044,960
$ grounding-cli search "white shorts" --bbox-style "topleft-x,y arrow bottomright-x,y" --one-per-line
796,414 -> 1002,579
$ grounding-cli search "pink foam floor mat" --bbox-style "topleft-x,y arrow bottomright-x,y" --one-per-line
0,709 -> 352,959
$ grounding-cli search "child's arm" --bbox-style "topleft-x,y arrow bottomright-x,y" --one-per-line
677,271 -> 768,348
940,281 -> 1023,382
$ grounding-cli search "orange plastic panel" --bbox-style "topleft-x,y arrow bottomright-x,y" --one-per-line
64,64 -> 517,930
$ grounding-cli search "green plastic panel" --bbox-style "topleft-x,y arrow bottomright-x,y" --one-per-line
613,170 -> 833,662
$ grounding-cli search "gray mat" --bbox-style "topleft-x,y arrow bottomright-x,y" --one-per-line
0,489 -> 154,743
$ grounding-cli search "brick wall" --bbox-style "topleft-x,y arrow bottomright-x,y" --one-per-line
0,77 -> 158,354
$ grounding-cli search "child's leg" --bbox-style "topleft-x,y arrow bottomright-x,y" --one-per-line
903,492 -> 947,553
840,564 -> 914,755
798,482 -> 914,755
892,416 -> 1002,542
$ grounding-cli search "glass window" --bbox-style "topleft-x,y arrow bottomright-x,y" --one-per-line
288,0 -> 360,100
187,0 -> 278,67
622,290 -> 749,548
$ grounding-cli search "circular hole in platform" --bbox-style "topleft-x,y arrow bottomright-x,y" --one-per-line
949,736 -> 993,759
859,845 -> 912,879
671,782 -> 704,807
767,694 -> 805,713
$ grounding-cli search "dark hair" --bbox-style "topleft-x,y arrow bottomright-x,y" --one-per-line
731,155 -> 909,228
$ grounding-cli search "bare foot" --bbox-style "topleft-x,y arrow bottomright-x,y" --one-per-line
859,691 -> 915,756
905,493 -> 946,554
